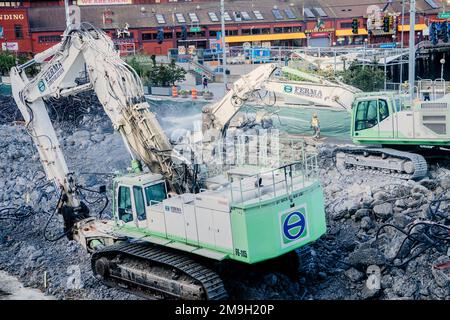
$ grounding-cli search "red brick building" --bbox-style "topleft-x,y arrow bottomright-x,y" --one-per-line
0,0 -> 444,55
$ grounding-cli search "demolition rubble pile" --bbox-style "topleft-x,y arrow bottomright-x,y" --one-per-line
0,94 -> 449,300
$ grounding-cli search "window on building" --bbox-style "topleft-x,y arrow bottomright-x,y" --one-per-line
261,28 -> 271,34
293,26 -> 302,32
274,27 -> 283,33
188,31 -> 205,37
208,12 -> 219,22
241,29 -> 251,35
14,24 -> 23,39
283,27 -> 293,33
188,12 -> 199,23
314,7 -> 328,17
272,9 -> 284,20
304,8 -> 315,18
233,11 -> 242,21
142,33 -> 155,41
251,28 -> 261,35
156,14 -> 166,24
223,12 -> 232,22
253,10 -> 264,20
241,11 -> 252,21
424,0 -> 439,9
209,30 -> 217,37
0,1 -> 22,7
341,22 -> 353,29
284,8 -> 296,19
225,29 -> 238,36
175,13 -> 186,23
38,35 -> 62,43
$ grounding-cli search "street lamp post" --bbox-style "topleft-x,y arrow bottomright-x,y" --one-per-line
408,0 -> 416,102
64,0 -> 70,28
440,58 -> 446,79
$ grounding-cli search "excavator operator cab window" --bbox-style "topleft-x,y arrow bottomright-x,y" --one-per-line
144,182 -> 167,206
355,99 -> 389,131
133,186 -> 146,221
118,186 -> 133,223
378,99 -> 389,121
355,100 -> 378,131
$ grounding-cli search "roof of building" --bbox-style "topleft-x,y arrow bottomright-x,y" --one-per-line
29,1 -> 304,32
28,0 -> 443,32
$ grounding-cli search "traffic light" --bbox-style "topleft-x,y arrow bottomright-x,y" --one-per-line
430,22 -> 438,45
443,21 -> 449,43
181,25 -> 188,41
383,16 -> 390,32
157,27 -> 164,44
351,18 -> 358,34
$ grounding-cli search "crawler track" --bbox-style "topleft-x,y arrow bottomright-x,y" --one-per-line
335,147 -> 428,180
91,241 -> 228,300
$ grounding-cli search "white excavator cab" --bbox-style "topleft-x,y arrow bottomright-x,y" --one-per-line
113,173 -> 168,230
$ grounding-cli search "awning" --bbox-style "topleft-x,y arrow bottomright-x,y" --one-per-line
225,32 -> 306,43
335,29 -> 368,36
398,24 -> 427,32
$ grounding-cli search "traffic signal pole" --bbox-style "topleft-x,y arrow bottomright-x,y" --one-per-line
220,0 -> 228,91
409,0 -> 416,102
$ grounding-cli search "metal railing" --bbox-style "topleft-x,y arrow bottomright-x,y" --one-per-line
229,158 -> 319,207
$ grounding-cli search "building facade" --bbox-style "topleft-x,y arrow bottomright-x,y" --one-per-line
0,0 -> 444,56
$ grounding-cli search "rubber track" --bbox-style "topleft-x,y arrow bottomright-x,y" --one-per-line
335,147 -> 428,180
92,241 -> 228,300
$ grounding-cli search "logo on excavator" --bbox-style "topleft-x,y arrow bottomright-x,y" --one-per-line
43,61 -> 64,88
38,80 -> 46,93
284,85 -> 293,93
280,205 -> 308,247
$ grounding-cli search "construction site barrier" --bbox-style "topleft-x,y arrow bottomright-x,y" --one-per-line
172,86 -> 178,97
191,88 -> 197,99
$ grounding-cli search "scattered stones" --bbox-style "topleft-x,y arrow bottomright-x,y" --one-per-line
353,208 -> 370,221
344,268 -> 364,282
373,203 -> 393,220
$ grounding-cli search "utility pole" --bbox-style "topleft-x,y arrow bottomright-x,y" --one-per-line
408,0 -> 416,102
220,0 -> 228,91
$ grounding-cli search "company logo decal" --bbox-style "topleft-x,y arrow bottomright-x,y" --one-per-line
284,85 -> 293,93
43,61 -> 64,88
38,80 -> 46,93
280,205 -> 309,248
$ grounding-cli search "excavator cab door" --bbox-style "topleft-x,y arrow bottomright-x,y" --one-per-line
353,98 -> 393,139
117,185 -> 135,226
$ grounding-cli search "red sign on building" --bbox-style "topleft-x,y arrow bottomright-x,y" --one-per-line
0,9 -> 32,54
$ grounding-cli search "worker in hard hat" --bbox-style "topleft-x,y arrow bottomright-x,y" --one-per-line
310,113 -> 320,139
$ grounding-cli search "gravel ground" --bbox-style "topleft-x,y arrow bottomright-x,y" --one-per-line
0,94 -> 449,300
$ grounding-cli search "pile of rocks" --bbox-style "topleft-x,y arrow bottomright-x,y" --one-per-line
296,144 -> 450,300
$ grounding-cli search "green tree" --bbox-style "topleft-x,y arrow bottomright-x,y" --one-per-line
0,52 -> 16,76
340,61 -> 387,92
125,56 -> 186,87
0,52 -> 39,77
